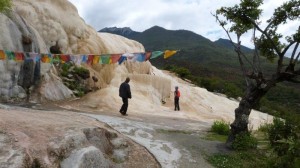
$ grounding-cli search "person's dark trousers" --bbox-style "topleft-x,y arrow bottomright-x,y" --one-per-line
174,97 -> 180,111
120,97 -> 128,114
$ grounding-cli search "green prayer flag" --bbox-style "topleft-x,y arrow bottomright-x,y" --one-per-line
150,51 -> 164,59
101,54 -> 111,64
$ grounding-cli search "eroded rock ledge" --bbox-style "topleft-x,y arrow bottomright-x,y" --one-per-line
0,107 -> 160,168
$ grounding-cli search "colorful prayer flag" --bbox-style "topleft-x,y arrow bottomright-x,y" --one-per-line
35,54 -> 41,62
25,53 -> 31,60
87,55 -> 94,65
111,54 -> 122,64
93,55 -> 100,64
150,51 -> 164,59
123,53 -> 135,62
101,54 -> 111,64
164,50 -> 177,59
5,50 -> 15,60
118,56 -> 127,65
0,48 -> 176,66
145,52 -> 152,60
0,50 -> 6,60
81,55 -> 88,63
60,54 -> 71,63
15,52 -> 25,61
70,55 -> 76,63
52,54 -> 60,63
135,53 -> 146,62
41,54 -> 51,63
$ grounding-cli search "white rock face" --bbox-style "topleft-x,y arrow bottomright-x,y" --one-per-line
8,0 -> 144,54
41,69 -> 74,101
98,32 -> 145,54
0,0 -> 144,101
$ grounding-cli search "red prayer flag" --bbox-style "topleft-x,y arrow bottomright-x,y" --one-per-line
87,55 -> 94,65
60,54 -> 70,63
145,52 -> 152,60
15,52 -> 25,61
111,54 -> 122,64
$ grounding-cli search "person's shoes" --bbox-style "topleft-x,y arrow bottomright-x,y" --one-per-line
122,113 -> 128,116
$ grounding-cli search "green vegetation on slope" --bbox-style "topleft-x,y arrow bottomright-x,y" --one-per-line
102,26 -> 300,117
132,26 -> 299,117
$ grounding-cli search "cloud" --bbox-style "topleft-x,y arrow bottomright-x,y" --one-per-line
68,0 -> 299,51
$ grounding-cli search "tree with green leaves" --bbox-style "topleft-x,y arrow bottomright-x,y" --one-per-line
0,0 -> 11,13
214,0 -> 300,146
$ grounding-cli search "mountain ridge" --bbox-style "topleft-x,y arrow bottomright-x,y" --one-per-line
214,38 -> 253,53
99,26 -> 255,79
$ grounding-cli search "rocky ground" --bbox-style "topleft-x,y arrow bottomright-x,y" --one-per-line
0,102 -> 231,168
0,104 -> 160,168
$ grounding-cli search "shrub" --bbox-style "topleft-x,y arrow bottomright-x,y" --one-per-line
258,122 -> 272,133
0,0 -> 12,14
266,117 -> 300,167
211,120 -> 230,135
174,67 -> 191,78
268,118 -> 290,146
232,132 -> 258,150
61,62 -> 72,72
74,66 -> 90,79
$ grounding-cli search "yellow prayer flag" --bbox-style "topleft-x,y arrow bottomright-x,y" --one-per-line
93,55 -> 100,64
41,54 -> 50,63
0,50 -> 6,60
164,50 -> 177,59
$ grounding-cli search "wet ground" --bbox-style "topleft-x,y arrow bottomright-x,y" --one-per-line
82,112 -> 232,168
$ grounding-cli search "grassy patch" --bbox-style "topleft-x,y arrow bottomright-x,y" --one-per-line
211,120 -> 230,135
232,132 -> 258,150
208,150 -> 271,168
203,132 -> 228,142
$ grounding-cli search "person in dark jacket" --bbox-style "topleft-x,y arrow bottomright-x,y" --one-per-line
174,86 -> 180,111
119,77 -> 132,115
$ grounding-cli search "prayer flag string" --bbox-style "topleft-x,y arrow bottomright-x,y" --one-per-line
0,50 -> 179,65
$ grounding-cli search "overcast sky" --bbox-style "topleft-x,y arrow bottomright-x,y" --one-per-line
68,0 -> 298,50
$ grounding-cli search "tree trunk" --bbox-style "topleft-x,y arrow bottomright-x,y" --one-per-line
226,84 -> 269,147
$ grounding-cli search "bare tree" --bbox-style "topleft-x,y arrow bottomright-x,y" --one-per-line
213,0 -> 300,146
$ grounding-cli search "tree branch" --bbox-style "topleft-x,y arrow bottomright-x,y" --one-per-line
213,13 -> 252,86
282,41 -> 299,56
244,17 -> 286,74
290,42 -> 299,64
248,19 -> 282,56
213,13 -> 254,67
294,52 -> 300,64
253,27 -> 261,73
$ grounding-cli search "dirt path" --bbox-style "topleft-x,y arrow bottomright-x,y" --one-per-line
81,111 -> 230,168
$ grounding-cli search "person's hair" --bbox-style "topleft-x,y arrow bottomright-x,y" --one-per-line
125,77 -> 130,83
175,86 -> 178,90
